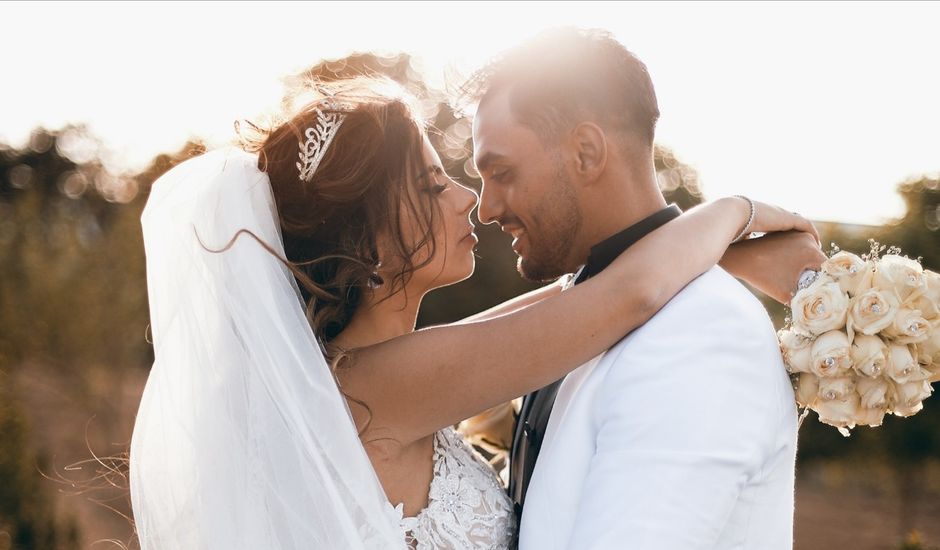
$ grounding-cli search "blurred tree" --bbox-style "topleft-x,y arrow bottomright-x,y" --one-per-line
882,176 -> 940,271
0,127 -> 152,377
871,176 -> 940,534
0,375 -> 79,550
0,127 -> 203,549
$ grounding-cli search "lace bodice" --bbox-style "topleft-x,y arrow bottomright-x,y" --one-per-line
391,428 -> 514,549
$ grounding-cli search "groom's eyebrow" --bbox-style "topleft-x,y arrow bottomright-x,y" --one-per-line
474,152 -> 506,174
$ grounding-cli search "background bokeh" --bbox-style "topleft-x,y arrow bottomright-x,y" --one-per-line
2,33 -> 940,550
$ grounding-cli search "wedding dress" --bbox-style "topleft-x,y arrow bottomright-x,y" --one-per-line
131,146 -> 514,549
395,428 -> 514,549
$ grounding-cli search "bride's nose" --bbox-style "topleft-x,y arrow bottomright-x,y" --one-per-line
457,184 -> 480,216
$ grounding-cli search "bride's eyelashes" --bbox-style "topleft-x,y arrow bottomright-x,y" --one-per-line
420,165 -> 451,196
422,178 -> 448,196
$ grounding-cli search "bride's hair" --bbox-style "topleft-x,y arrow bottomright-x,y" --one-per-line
240,77 -> 441,344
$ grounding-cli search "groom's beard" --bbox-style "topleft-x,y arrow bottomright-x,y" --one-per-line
516,168 -> 582,282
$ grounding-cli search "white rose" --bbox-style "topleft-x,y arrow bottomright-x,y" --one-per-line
904,270 -> 940,320
794,373 -> 820,408
892,402 -> 924,418
883,308 -> 931,344
791,277 -> 849,336
810,330 -> 853,378
918,330 -> 940,381
920,328 -> 940,359
856,376 -> 891,409
855,405 -> 887,427
920,361 -> 940,384
814,393 -> 860,429
928,367 -> 940,384
778,329 -> 814,374
848,288 -> 900,336
850,334 -> 888,377
891,379 -> 933,417
873,254 -> 925,302
885,344 -> 926,384
822,251 -> 869,296
817,375 -> 857,402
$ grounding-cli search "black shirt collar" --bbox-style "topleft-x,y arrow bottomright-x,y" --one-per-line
574,204 -> 682,285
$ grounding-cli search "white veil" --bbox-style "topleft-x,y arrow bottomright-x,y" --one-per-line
130,147 -> 404,549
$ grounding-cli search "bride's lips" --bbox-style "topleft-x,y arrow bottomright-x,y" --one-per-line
460,225 -> 478,244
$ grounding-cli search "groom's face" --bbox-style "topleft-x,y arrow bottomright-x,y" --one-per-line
472,90 -> 583,282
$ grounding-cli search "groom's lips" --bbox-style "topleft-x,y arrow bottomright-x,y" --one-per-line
498,221 -> 526,254
510,229 -> 526,254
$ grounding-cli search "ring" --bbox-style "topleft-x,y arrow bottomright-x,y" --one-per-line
797,269 -> 820,291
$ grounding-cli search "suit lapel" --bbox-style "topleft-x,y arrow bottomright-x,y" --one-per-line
510,377 -> 565,512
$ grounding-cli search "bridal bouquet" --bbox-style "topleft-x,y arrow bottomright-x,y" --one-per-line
779,242 -> 940,434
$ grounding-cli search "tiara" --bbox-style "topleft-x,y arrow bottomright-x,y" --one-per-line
296,102 -> 347,183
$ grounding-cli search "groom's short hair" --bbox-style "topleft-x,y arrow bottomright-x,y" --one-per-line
464,27 -> 660,147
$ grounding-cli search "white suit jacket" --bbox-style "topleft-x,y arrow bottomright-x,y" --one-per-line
519,267 -> 797,550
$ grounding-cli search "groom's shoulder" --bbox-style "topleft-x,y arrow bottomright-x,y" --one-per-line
615,266 -> 772,349
661,266 -> 767,324
596,266 -> 781,386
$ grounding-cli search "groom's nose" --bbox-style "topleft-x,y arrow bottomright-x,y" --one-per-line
477,184 -> 503,225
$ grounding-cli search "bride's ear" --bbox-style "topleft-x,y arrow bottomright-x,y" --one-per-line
570,122 -> 607,184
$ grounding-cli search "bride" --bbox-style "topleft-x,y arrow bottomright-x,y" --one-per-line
130,77 -> 823,549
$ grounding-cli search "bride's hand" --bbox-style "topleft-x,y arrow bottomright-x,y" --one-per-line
728,197 -> 820,244
720,230 -> 828,304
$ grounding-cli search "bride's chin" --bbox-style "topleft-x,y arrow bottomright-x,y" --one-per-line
461,253 -> 476,280
447,258 -> 477,286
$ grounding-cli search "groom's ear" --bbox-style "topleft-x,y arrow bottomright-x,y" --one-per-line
570,122 -> 607,184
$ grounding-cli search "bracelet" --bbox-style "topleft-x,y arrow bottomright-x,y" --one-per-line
732,195 -> 756,244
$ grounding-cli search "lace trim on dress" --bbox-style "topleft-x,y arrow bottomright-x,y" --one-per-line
390,428 -> 514,550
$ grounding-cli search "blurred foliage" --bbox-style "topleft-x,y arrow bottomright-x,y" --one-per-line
0,126 -> 152,376
900,530 -> 940,550
0,127 -> 201,549
0,50 -> 937,548
0,376 -> 79,550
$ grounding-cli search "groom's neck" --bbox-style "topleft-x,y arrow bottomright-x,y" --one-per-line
580,163 -> 666,251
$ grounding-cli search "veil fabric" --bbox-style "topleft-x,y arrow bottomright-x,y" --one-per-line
130,148 -> 405,549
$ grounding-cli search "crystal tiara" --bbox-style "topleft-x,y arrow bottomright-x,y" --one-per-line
296,101 -> 347,183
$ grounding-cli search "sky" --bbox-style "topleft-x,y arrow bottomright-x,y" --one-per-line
2,1 -> 939,225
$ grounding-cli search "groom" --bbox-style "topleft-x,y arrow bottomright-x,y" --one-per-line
469,28 -> 801,549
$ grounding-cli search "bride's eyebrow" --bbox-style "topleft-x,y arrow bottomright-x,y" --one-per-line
416,165 -> 445,183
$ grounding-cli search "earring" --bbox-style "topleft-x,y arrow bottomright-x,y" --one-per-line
368,262 -> 384,289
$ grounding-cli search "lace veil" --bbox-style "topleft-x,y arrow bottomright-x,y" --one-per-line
130,147 -> 404,549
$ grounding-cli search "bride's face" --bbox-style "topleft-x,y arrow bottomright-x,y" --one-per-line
389,136 -> 479,293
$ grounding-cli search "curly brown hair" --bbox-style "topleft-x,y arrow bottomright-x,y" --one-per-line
240,77 -> 442,345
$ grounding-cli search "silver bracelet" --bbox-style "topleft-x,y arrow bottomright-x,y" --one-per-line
732,195 -> 756,244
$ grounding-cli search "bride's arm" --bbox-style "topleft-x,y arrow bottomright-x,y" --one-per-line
719,231 -> 827,304
460,215 -> 826,324
455,280 -> 564,324
338,197 -> 812,445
